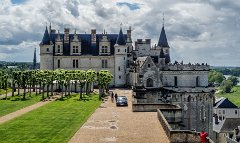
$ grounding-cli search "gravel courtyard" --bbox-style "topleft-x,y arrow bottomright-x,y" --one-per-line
69,89 -> 169,143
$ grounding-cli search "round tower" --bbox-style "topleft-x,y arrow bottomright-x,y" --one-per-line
40,26 -> 54,70
114,27 -> 128,87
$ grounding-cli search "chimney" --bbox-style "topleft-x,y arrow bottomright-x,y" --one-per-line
145,39 -> 151,44
64,28 -> 70,43
91,29 -> 96,43
127,26 -> 132,43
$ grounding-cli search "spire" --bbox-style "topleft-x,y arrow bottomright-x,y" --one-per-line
160,48 -> 165,58
116,27 -> 126,45
41,26 -> 51,45
157,26 -> 169,47
33,48 -> 37,70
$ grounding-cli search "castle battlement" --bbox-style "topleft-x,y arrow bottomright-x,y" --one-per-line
135,39 -> 151,44
164,63 -> 210,71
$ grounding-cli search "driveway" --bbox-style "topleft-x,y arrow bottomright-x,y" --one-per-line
69,89 -> 169,143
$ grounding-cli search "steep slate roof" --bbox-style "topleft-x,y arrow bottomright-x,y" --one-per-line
165,53 -> 170,64
160,48 -> 165,58
41,27 -> 51,45
157,26 -> 169,47
116,28 -> 126,45
213,118 -> 240,133
48,33 -> 127,56
214,98 -> 238,108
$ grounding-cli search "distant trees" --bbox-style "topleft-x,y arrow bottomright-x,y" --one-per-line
227,76 -> 239,86
220,80 -> 233,93
209,70 -> 239,93
208,70 -> 225,84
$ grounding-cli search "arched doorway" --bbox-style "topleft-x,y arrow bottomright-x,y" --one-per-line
146,78 -> 153,87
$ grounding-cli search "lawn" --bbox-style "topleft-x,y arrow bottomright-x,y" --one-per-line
0,88 -> 12,95
0,94 -> 41,117
0,93 -> 101,143
216,86 -> 240,106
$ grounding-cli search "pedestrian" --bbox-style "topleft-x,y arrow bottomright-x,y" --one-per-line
111,92 -> 114,102
115,93 -> 118,102
200,130 -> 208,143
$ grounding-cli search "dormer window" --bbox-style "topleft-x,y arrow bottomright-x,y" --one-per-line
99,35 -> 110,55
73,46 -> 79,53
102,46 -> 108,53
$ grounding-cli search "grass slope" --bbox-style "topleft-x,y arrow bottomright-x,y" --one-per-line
216,86 -> 240,106
0,94 -> 101,143
0,94 -> 41,117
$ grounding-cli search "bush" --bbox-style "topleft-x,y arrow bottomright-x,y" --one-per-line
220,80 -> 233,93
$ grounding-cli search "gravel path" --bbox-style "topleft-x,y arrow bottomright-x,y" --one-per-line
69,89 -> 169,143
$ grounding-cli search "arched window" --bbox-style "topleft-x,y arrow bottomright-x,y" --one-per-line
196,76 -> 199,87
146,78 -> 153,87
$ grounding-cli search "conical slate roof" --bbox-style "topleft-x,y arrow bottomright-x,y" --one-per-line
41,26 -> 51,45
116,28 -> 126,45
160,48 -> 165,58
157,26 -> 169,47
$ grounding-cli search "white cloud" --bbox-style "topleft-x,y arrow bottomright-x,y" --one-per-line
0,0 -> 239,66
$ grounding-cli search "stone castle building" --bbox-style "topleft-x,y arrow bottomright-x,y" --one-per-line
40,24 -> 215,138
40,26 -> 133,87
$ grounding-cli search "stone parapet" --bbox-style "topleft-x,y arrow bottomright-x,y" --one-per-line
164,64 -> 210,71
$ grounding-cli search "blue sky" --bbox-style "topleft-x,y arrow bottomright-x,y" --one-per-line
11,0 -> 26,4
0,0 -> 240,67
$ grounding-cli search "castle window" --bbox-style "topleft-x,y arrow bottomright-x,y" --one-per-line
235,110 -> 238,114
118,66 -> 120,71
57,45 -> 61,53
101,46 -> 108,53
148,64 -> 150,68
146,78 -> 153,87
73,46 -> 78,53
125,49 -> 126,52
57,59 -> 60,68
102,59 -> 108,68
196,76 -> 199,87
223,110 -> 225,114
174,76 -> 178,87
73,59 -> 79,68
46,48 -> 49,52
76,60 -> 78,68
118,49 -> 120,52
119,76 -> 121,79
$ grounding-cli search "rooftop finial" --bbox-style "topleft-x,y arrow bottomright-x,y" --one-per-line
163,12 -> 165,27
120,23 -> 123,28
74,29 -> 77,34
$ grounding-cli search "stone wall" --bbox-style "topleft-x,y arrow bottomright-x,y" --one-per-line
157,109 -> 215,143
53,55 -> 115,86
132,103 -> 180,112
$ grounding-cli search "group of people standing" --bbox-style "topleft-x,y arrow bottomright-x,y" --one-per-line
111,92 -> 118,102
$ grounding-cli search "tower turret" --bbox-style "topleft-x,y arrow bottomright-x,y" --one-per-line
41,26 -> 51,45
159,48 -> 166,67
114,27 -> 128,87
40,26 -> 54,70
157,22 -> 170,64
